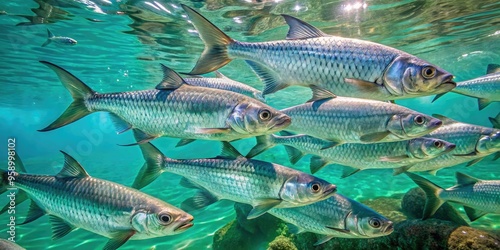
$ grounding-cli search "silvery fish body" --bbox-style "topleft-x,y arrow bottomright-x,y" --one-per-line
0,153 -> 193,249
434,64 -> 500,110
268,193 -> 393,245
281,96 -> 442,144
406,172 -> 500,222
184,71 -> 265,102
134,141 -> 337,219
39,62 -> 290,144
181,5 -> 455,100
408,116 -> 500,174
42,29 -> 77,47
247,133 -> 455,176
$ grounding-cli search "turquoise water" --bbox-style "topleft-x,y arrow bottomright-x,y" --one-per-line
0,0 -> 499,249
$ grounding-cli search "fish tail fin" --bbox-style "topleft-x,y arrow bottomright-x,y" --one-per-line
489,112 -> 500,129
41,29 -> 54,47
405,172 -> 445,219
0,152 -> 27,195
132,129 -> 166,189
181,4 -> 234,75
38,61 -> 95,132
0,170 -> 9,195
246,135 -> 276,158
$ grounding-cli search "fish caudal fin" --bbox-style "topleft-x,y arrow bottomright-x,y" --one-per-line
246,135 -> 276,158
41,29 -> 54,47
181,5 -> 234,75
489,112 -> 500,129
133,130 -> 165,189
405,172 -> 445,219
38,61 -> 95,132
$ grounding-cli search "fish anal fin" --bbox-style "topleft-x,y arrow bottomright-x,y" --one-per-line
281,14 -> 326,40
432,93 -> 446,103
486,64 -> 500,74
49,215 -> 76,240
284,145 -> 304,165
247,199 -> 282,219
463,206 -> 487,222
57,151 -> 90,178
359,131 -> 391,143
393,165 -> 412,176
286,223 -> 304,234
109,114 -> 132,134
477,98 -> 492,110
20,200 -> 45,225
341,166 -> 360,178
313,235 -> 335,246
176,139 -> 196,148
310,155 -> 329,174
220,142 -> 243,159
181,189 -> 219,212
104,230 -> 136,250
121,129 -> 158,146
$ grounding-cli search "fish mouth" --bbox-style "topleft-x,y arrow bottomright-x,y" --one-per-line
384,221 -> 394,234
271,115 -> 292,130
322,184 -> 337,196
175,219 -> 194,232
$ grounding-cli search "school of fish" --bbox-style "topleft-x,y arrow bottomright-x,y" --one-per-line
3,4 -> 499,250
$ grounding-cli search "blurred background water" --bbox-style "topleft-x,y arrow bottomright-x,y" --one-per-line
0,0 -> 499,249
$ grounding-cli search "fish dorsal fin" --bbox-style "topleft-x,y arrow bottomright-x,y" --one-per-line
220,142 -> 243,159
282,15 -> 326,40
57,151 -> 89,178
455,172 -> 480,186
307,85 -> 336,102
214,71 -> 228,79
431,114 -> 457,125
13,153 -> 27,173
156,64 -> 186,90
486,64 -> 500,74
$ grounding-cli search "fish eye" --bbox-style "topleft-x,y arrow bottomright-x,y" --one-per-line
434,141 -> 443,148
414,115 -> 425,125
310,182 -> 321,193
369,218 -> 381,228
421,66 -> 436,79
159,213 -> 172,224
259,109 -> 272,121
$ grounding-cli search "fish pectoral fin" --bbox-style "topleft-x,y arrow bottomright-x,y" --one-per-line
286,223 -> 305,234
307,85 -> 336,102
477,98 -> 493,110
341,166 -> 361,178
132,140 -> 165,190
431,114 -> 456,125
156,64 -> 187,90
393,165 -> 413,176
247,199 -> 282,219
195,127 -> 231,134
310,155 -> 329,174
313,235 -> 335,246
453,151 -> 477,157
1,190 -> 28,215
285,145 -> 305,165
281,14 -> 327,40
176,139 -> 196,148
455,172 -> 480,186
219,141 -> 243,159
379,155 -> 410,163
121,129 -> 158,146
463,206 -> 488,222
359,131 -> 391,143
466,157 -> 486,167
325,226 -> 350,234
104,230 -> 136,250
108,114 -> 132,134
345,78 -> 381,92
181,189 -> 219,212
432,93 -> 446,103
57,151 -> 90,179
486,63 -> 500,74
245,60 -> 288,96
20,200 -> 45,225
49,215 -> 76,240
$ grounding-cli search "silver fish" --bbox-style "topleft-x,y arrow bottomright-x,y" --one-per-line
0,152 -> 193,250
280,92 -> 443,144
0,240 -> 25,250
434,64 -> 500,110
268,193 -> 393,245
39,61 -> 290,146
407,115 -> 500,174
133,135 -> 337,220
181,5 -> 455,100
247,132 -> 455,177
406,172 -> 500,222
42,29 -> 77,47
175,67 -> 265,102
